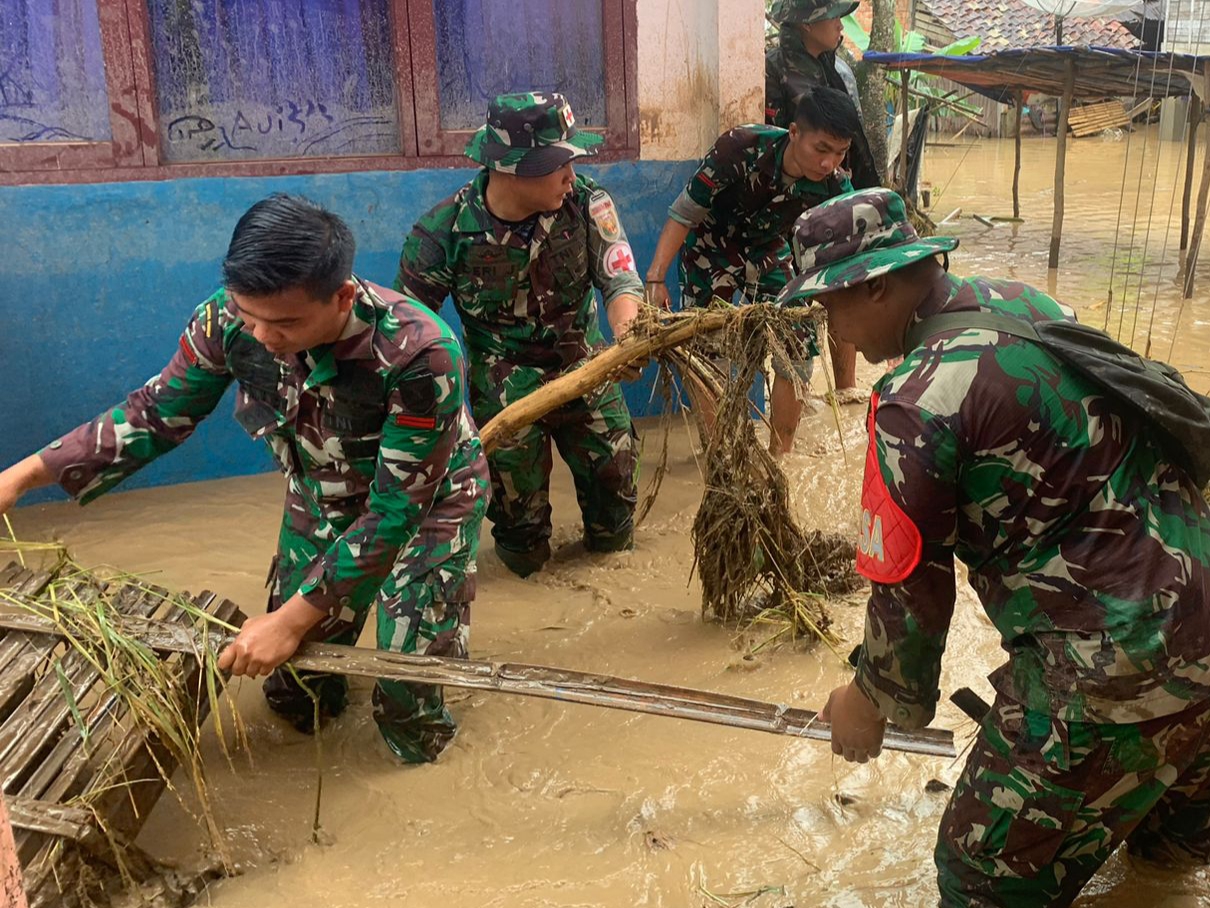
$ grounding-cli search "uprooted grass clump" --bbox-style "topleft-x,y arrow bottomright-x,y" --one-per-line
650,303 -> 862,650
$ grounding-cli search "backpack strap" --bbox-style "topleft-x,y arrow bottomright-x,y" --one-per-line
904,310 -> 1042,353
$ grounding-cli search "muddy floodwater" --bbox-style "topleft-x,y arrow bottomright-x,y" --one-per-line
8,132 -> 1210,906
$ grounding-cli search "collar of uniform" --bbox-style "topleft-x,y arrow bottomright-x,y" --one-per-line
301,279 -> 379,390
765,134 -> 832,194
908,272 -> 965,329
454,170 -> 498,235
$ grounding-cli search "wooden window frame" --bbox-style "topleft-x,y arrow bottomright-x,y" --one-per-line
1,0 -> 639,186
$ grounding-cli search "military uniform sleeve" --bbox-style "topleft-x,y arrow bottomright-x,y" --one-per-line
667,129 -> 752,228
396,220 -> 455,313
296,335 -> 467,615
585,187 -> 644,306
38,296 -> 233,505
853,399 -> 959,730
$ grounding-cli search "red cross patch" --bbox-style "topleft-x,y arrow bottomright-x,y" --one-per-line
603,242 -> 636,279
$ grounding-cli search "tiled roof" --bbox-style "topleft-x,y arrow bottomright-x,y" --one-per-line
918,0 -> 1141,50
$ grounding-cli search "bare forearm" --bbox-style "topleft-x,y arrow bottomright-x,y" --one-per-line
646,219 -> 691,283
607,292 -> 643,339
0,454 -> 55,513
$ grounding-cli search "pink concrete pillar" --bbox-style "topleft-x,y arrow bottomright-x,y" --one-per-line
0,794 -> 28,908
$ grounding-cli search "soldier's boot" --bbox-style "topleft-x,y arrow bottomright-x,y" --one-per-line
263,668 -> 349,735
494,540 -> 552,578
584,527 -> 633,553
373,680 -> 457,763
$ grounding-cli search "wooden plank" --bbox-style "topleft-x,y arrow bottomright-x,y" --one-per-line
5,798 -> 93,842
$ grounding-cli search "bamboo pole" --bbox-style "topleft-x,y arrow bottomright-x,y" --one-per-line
881,76 -> 984,124
478,307 -> 816,454
899,69 -> 912,193
0,609 -> 957,759
1048,61 -> 1076,270
1182,96 -> 1202,251
1013,91 -> 1023,220
1184,68 -> 1210,300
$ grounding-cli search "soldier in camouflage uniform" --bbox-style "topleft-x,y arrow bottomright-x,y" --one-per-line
783,189 -> 1210,904
397,93 -> 645,578
646,86 -> 858,455
766,0 -> 881,192
0,195 -> 489,764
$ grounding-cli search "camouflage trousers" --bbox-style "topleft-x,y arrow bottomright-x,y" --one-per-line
473,381 -> 637,575
935,694 -> 1210,907
679,235 -> 819,375
262,491 -> 485,764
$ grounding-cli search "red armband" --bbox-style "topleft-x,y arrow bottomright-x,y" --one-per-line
856,393 -> 922,584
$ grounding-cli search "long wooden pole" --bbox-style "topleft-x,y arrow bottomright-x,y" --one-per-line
1048,60 -> 1076,270
899,69 -> 912,193
1013,91 -> 1024,220
478,307 -> 818,454
1181,96 -> 1202,251
0,609 -> 957,759
1183,68 -> 1210,300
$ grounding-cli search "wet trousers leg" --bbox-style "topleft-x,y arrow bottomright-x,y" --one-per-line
934,696 -> 1210,907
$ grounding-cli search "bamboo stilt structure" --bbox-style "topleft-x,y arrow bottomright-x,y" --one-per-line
1013,91 -> 1023,220
1181,95 -> 1203,251
1185,68 -> 1210,300
0,608 -> 958,759
1049,60 -> 1076,270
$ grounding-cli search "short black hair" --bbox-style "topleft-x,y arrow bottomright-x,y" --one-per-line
793,86 -> 862,142
222,193 -> 355,299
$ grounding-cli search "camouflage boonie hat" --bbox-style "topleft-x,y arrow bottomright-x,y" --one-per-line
465,92 -> 602,177
770,0 -> 860,25
778,188 -> 959,304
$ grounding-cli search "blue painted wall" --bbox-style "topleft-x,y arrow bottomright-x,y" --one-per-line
0,160 -> 695,503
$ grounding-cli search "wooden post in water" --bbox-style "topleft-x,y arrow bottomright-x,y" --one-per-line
1183,67 -> 1210,300
1048,61 -> 1076,270
1013,91 -> 1024,220
899,69 -> 912,195
1181,95 -> 1204,251
0,794 -> 28,908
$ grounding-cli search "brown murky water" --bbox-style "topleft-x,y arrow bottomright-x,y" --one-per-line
8,131 -> 1210,906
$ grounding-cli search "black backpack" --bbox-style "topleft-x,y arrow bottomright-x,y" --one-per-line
904,310 -> 1210,487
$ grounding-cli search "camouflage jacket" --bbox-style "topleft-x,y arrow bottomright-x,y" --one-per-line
39,279 -> 489,615
396,170 -> 643,389
764,28 -> 882,190
854,273 -> 1210,728
670,125 -> 853,264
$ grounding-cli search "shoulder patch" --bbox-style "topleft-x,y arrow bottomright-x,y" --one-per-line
601,242 -> 636,279
856,393 -> 923,584
588,190 -> 621,241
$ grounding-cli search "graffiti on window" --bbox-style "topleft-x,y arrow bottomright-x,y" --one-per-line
435,0 -> 606,130
0,0 -> 111,144
149,0 -> 400,162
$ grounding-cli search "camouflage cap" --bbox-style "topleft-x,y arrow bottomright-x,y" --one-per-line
465,92 -> 602,177
770,0 -> 860,25
778,188 -> 959,304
